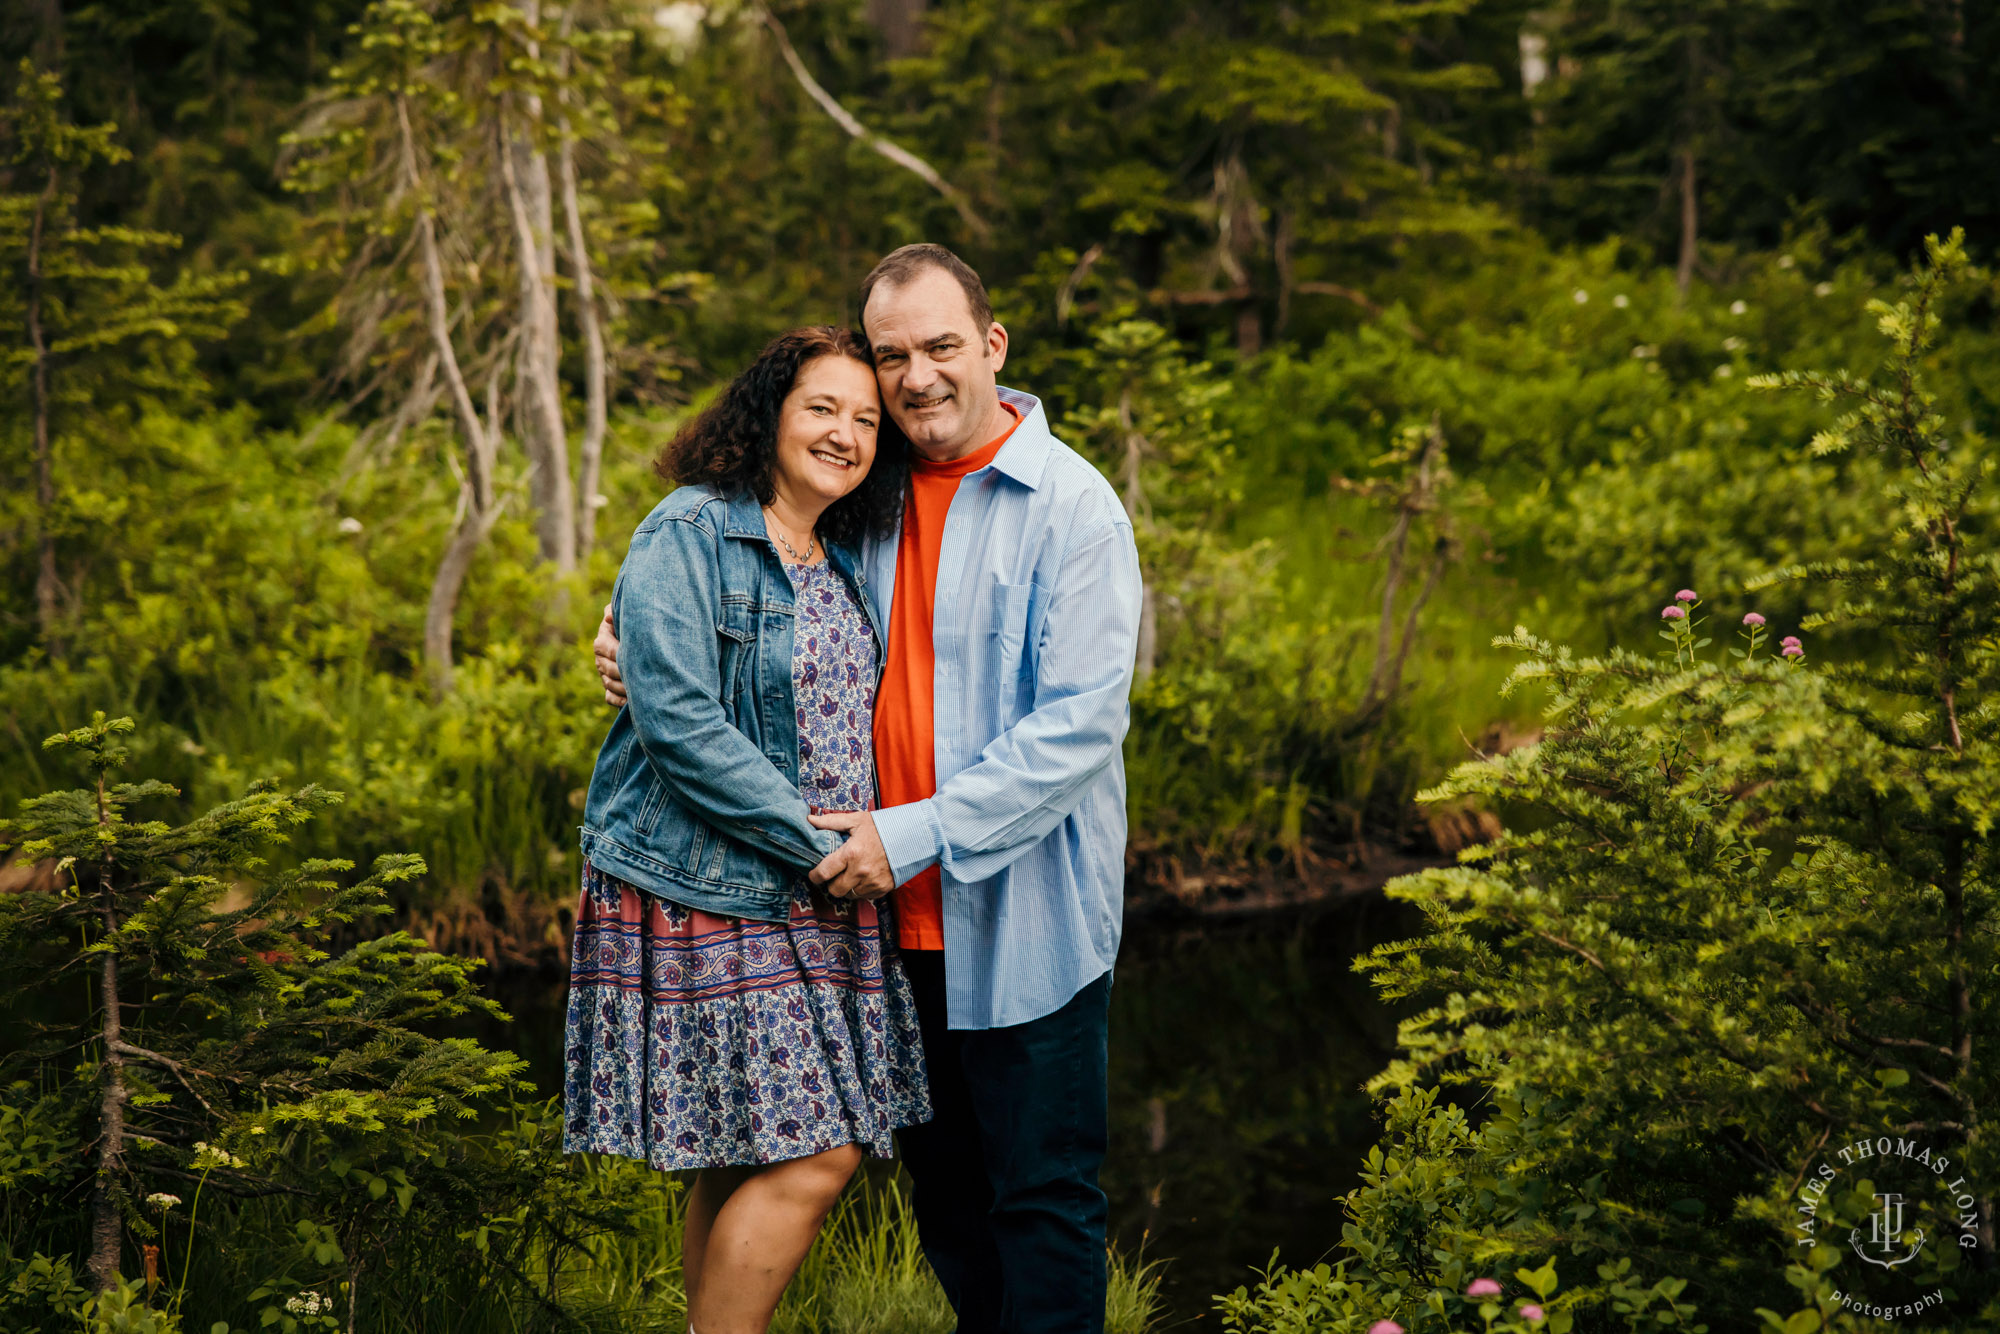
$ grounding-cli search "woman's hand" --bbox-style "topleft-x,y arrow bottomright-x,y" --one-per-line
595,602 -> 628,707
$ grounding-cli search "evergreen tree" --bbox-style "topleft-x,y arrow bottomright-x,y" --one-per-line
0,61 -> 243,653
0,714 -> 580,1324
1530,1 -> 2000,259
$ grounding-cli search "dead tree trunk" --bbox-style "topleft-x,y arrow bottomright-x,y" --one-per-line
399,95 -> 502,696
1350,416 -> 1450,733
504,0 -> 576,576
1213,150 -> 1263,357
557,101 -> 608,562
1115,387 -> 1157,681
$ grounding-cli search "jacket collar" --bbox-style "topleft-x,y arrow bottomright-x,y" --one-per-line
987,386 -> 1055,490
719,488 -> 769,541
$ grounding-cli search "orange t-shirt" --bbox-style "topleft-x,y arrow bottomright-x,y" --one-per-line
873,405 -> 1022,951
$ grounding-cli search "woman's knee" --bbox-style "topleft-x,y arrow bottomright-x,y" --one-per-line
773,1143 -> 861,1204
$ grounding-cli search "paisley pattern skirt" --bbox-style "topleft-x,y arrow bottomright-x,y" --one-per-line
561,861 -> 932,1170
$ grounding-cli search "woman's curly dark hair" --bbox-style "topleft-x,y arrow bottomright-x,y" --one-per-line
657,326 -> 908,545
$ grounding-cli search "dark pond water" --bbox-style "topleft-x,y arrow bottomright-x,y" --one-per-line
481,894 -> 1416,1324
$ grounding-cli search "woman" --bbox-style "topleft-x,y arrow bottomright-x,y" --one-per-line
563,327 -> 928,1334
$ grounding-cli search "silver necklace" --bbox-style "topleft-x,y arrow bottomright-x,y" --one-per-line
766,510 -> 818,564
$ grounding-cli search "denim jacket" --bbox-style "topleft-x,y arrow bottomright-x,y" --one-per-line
580,485 -> 881,922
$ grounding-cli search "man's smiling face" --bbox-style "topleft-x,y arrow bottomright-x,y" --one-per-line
863,265 -> 1010,463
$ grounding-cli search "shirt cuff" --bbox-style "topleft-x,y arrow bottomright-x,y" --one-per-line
873,799 -> 944,887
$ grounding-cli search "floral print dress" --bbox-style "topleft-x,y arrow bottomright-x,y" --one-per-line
561,560 -> 931,1169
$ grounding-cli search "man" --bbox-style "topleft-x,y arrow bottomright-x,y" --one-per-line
596,243 -> 1141,1334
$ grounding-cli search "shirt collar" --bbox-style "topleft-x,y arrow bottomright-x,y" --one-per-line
987,386 -> 1055,490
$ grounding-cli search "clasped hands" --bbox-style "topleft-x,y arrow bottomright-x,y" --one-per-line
594,603 -> 896,903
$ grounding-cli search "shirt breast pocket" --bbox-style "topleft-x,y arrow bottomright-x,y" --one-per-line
990,581 -> 1041,717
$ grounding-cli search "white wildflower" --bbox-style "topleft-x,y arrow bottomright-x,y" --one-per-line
1612,294 -> 1629,308
1729,299 -> 1748,315
337,517 -> 363,535
1814,281 -> 1835,297
1722,336 -> 1745,351
192,1141 -> 246,1169
285,1292 -> 329,1317
1714,364 -> 1734,378
146,1192 -> 181,1209
1571,288 -> 1589,304
1630,345 -> 1657,360
1778,254 -> 1796,269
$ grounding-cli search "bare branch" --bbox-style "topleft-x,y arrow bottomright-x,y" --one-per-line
754,5 -> 991,240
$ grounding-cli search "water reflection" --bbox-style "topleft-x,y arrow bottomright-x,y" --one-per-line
484,893 -> 1414,1325
1104,897 -> 1412,1320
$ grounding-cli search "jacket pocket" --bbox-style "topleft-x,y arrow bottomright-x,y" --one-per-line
636,776 -> 671,836
717,601 -> 756,706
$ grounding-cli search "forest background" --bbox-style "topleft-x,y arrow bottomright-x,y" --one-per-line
2,2 -> 1999,1332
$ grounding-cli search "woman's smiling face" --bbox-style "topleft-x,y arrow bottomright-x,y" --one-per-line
771,354 -> 882,511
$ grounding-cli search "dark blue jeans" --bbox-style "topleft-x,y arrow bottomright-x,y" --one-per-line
897,951 -> 1112,1334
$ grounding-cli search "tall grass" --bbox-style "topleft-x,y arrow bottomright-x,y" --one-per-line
546,1162 -> 1163,1334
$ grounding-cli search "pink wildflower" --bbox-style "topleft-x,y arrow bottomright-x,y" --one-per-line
1368,1323 -> 1405,1334
1742,612 -> 1765,626
1661,605 -> 1686,620
1782,643 -> 1804,658
1520,1306 -> 1546,1323
1466,1277 -> 1503,1298
1676,589 -> 1698,602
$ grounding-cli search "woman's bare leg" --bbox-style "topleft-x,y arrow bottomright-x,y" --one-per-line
684,1165 -> 753,1317
686,1144 -> 862,1334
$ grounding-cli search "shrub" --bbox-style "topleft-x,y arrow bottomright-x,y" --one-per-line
1219,233 -> 2000,1329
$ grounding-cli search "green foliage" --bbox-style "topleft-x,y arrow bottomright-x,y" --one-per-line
1263,234 -> 2000,1328
0,714 -> 635,1329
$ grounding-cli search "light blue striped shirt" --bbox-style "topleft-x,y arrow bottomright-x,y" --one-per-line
866,387 -> 1142,1030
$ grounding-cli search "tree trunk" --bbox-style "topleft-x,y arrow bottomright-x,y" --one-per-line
89,769 -> 127,1293
505,0 -> 576,576
90,930 -> 127,1291
28,165 -> 61,651
1675,145 -> 1698,298
558,124 -> 607,563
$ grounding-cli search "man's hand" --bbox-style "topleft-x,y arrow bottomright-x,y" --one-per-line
807,811 -> 895,901
594,602 -> 627,707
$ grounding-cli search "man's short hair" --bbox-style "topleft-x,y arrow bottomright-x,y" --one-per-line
859,243 -> 993,335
